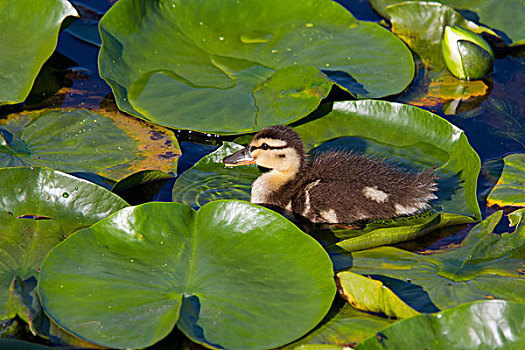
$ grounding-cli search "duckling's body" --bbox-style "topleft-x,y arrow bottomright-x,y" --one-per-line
223,125 -> 438,224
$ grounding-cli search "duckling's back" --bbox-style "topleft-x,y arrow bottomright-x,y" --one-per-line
291,151 -> 438,224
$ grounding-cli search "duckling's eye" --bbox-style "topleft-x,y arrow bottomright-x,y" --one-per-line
260,143 -> 269,150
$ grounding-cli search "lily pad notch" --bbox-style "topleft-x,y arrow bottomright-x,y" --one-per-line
38,200 -> 336,350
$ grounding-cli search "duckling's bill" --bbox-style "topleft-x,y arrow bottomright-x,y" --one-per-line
222,147 -> 256,167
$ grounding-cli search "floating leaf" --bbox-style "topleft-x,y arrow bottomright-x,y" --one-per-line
337,271 -> 419,319
0,109 -> 180,181
98,0 -> 414,134
39,201 -> 336,349
333,212 -> 470,252
371,0 -> 525,45
284,301 -> 395,349
172,142 -> 260,208
0,0 -> 77,104
357,300 -> 525,350
0,167 -> 128,323
487,153 -> 525,208
369,1 -> 496,107
348,210 -> 525,310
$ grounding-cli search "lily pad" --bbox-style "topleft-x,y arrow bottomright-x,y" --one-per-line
0,0 -> 77,104
487,153 -> 525,208
337,271 -> 419,319
38,200 -> 336,349
0,167 -> 128,323
348,210 -> 525,310
0,109 -> 180,181
370,0 -> 525,45
294,100 -> 482,222
172,142 -> 260,208
357,300 -> 525,350
284,301 -> 395,349
98,0 -> 415,134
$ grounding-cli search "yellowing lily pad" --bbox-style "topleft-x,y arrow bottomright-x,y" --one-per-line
487,153 -> 525,207
0,109 -> 180,181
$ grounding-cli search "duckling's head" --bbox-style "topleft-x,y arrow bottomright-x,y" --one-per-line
223,125 -> 306,174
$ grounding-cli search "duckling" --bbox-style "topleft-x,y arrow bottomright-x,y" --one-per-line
223,125 -> 438,224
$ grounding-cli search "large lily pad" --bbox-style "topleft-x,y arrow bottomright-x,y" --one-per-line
357,300 -> 525,350
370,0 -> 525,45
0,0 -> 77,104
172,142 -> 260,208
487,153 -> 525,208
38,200 -> 336,349
98,0 -> 415,134
0,109 -> 180,181
0,167 -> 128,323
348,210 -> 525,310
294,100 -> 482,222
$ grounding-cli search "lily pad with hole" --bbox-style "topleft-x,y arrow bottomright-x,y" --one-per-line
357,300 -> 525,350
0,109 -> 180,181
0,0 -> 77,105
38,200 -> 336,350
172,142 -> 260,208
487,153 -> 525,208
0,167 -> 128,326
98,0 -> 415,134
348,210 -> 525,310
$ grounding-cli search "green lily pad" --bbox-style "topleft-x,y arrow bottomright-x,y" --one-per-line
284,301 -> 395,349
172,142 -> 260,208
348,210 -> 525,310
337,271 -> 419,319
0,167 -> 128,323
371,0 -> 525,45
294,100 -> 481,222
0,0 -> 77,104
0,109 -> 180,181
487,153 -> 525,208
38,200 -> 336,349
357,300 -> 525,350
98,0 -> 414,134
333,212 -> 470,252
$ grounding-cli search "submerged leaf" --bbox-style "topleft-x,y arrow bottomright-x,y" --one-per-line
172,142 -> 260,208
0,0 -> 77,104
39,201 -> 336,350
98,0 -> 414,134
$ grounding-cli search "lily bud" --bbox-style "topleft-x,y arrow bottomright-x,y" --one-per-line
442,26 -> 494,80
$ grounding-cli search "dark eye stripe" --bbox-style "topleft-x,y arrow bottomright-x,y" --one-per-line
251,144 -> 288,151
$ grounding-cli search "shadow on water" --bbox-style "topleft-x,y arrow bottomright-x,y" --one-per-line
178,295 -> 224,350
